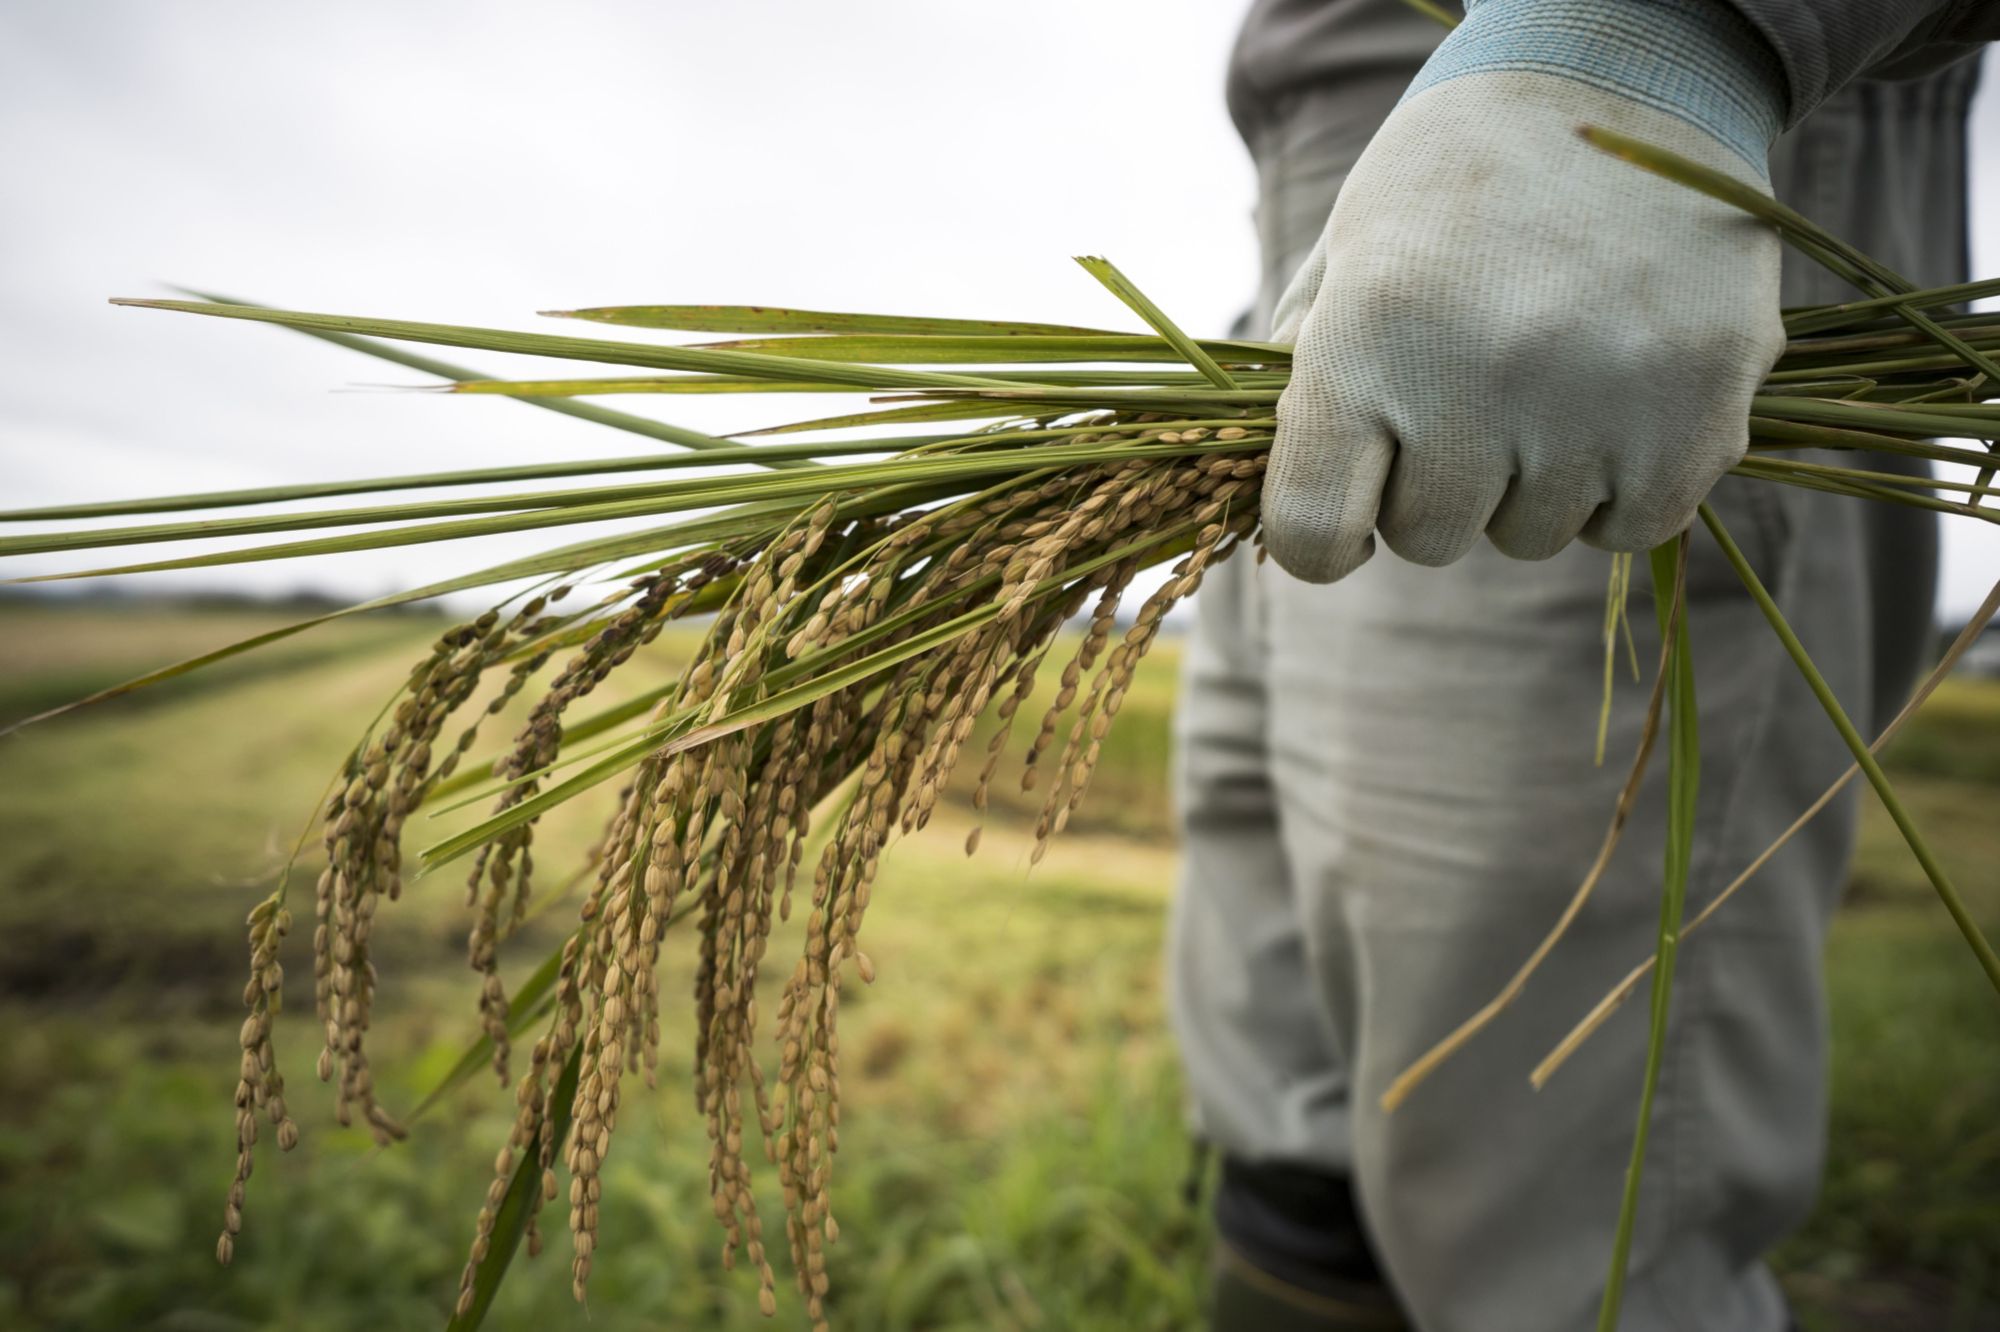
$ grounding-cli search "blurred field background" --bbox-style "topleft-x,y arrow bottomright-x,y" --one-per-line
0,596 -> 1995,1332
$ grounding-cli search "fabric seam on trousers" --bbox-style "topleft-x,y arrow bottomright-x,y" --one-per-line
1740,480 -> 1795,586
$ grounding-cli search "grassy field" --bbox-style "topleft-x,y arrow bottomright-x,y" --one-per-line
0,600 -> 1994,1331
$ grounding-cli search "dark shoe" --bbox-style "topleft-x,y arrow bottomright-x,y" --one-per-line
1208,1156 -> 1409,1331
1212,1236 -> 1409,1331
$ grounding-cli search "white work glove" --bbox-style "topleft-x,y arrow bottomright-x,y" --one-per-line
1264,0 -> 1790,583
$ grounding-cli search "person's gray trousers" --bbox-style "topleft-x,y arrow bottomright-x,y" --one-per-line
1169,60 -> 1977,1332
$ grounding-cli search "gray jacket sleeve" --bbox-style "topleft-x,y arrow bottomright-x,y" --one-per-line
1731,0 -> 1998,118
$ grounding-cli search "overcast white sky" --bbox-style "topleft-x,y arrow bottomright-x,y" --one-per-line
2,1 -> 1997,616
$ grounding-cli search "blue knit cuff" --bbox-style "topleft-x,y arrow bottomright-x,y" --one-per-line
1403,0 -> 1787,172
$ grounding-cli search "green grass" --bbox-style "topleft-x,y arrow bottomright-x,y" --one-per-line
0,600 -> 436,730
0,604 -> 1994,1330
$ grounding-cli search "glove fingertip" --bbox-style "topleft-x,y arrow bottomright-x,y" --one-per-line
1263,505 -> 1377,585
1271,532 -> 1375,585
1261,415 -> 1392,585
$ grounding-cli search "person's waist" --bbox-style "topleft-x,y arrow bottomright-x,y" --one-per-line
1225,0 -> 1444,140
1808,56 -> 1983,124
1232,70 -> 1418,176
1228,23 -> 1981,161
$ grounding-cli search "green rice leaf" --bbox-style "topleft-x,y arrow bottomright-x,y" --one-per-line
8,501 -> 691,579
1747,418 -> 1998,466
900,385 -> 1277,410
405,948 -> 563,1124
739,399 -> 1060,436
682,333 -> 1285,366
0,438 -> 917,523
417,725 -> 684,874
1579,128 -> 2000,390
111,299 -> 1030,393
445,1045 -> 580,1332
449,375 -> 853,396
448,367 -> 1286,397
1395,0 -> 1461,27
541,303 -> 1124,337
1784,277 -> 2000,336
171,287 -> 750,458
1749,395 -> 2000,441
1073,257 -> 1241,390
0,510 -> 750,734
1702,503 -> 2000,997
656,603 -> 1002,762
5,435 -> 1262,571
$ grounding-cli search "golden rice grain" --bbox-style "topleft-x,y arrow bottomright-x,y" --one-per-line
228,410 -> 1266,1324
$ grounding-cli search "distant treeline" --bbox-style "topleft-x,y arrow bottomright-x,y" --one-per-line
0,585 -> 445,616
3,583 -> 1991,666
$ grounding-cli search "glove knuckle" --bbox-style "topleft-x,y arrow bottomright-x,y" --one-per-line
1379,509 -> 1477,568
1587,499 -> 1694,554
1488,509 -> 1584,562
1488,528 -> 1570,562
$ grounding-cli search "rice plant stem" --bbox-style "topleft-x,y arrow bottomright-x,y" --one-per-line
1587,134 -> 2000,524
2,435 -> 1259,557
0,437 -> 951,523
1532,573 -> 2000,1089
1735,454 -> 1996,498
167,288 -> 764,461
1748,423 -> 1993,469
1396,0 -> 1460,28
1749,395 -> 2000,441
111,298 -> 1033,393
1581,130 -> 2000,426
1597,534 -> 1695,1332
1073,257 -> 1240,391
1729,465 -> 1998,526
1784,276 -> 2000,335
11,436 -> 1260,578
1699,502 -> 2000,995
1377,553 -> 1674,1114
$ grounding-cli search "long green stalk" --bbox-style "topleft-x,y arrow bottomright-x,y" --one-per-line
111,298 -> 1040,392
1074,257 -> 1243,390
1597,537 -> 1697,1332
1699,504 -> 2000,995
1582,127 -> 2000,496
0,438 -> 917,523
0,435 -> 1265,561
1531,574 -> 2000,1091
172,287 -> 756,459
542,302 -> 1122,337
10,436 -> 1262,581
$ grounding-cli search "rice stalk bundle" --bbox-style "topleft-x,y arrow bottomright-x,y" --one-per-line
5,130 -> 1999,1329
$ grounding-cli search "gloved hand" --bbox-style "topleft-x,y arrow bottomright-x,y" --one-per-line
1263,0 -> 1790,584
